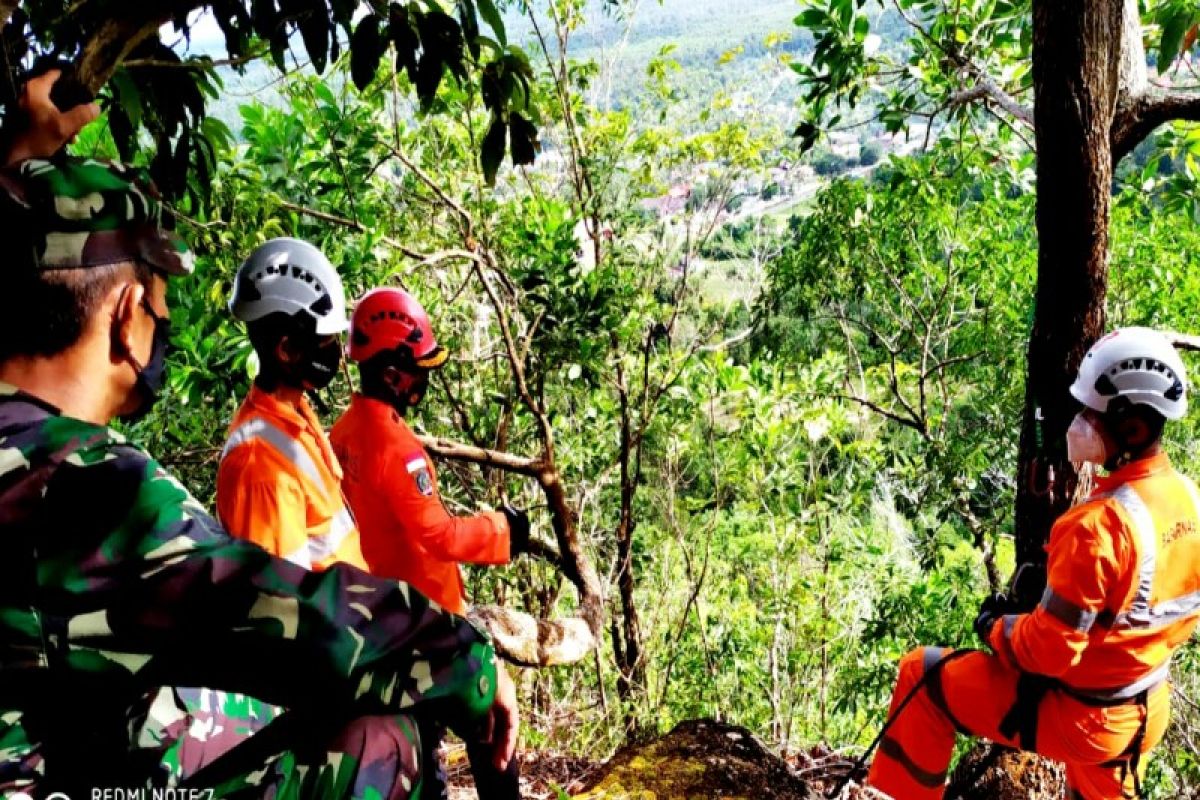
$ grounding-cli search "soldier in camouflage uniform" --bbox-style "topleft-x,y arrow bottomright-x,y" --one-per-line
0,157 -> 519,799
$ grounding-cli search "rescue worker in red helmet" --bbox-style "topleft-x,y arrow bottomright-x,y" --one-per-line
330,286 -> 528,800
866,327 -> 1200,800
330,287 -> 529,611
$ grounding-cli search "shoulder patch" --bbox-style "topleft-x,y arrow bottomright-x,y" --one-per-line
406,456 -> 434,497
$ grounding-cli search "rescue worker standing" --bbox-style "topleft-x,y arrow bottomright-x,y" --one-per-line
330,287 -> 531,615
866,327 -> 1200,800
218,237 -> 368,570
0,156 -> 518,797
329,287 -> 529,800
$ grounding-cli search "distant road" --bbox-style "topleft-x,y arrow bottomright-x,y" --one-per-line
726,134 -> 927,227
726,161 -> 878,225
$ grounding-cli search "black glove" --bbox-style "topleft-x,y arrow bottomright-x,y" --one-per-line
973,593 -> 1010,644
501,505 -> 530,556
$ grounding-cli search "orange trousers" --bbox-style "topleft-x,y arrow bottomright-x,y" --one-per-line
865,647 -> 1170,800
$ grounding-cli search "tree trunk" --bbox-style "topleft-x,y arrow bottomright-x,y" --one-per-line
1014,1 -> 1124,571
612,376 -> 646,729
614,474 -> 646,727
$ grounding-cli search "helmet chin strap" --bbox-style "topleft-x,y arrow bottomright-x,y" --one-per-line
368,371 -> 420,416
1099,411 -> 1156,471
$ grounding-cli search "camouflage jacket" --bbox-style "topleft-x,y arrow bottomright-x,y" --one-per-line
0,385 -> 497,791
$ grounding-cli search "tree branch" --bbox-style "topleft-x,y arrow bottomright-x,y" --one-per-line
832,392 -> 928,436
413,248 -> 487,269
77,12 -> 183,93
1166,330 -> 1200,353
276,200 -> 426,260
698,327 -> 755,353
416,434 -> 545,478
123,48 -> 270,71
892,0 -> 1032,130
949,74 -> 1034,129
419,430 -> 604,640
385,143 -> 473,234
468,605 -> 595,667
1112,89 -> 1200,164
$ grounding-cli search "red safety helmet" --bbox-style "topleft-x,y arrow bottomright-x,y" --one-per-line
347,287 -> 447,369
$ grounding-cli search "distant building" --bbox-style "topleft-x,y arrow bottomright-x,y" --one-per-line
640,182 -> 693,218
827,131 -> 861,160
574,218 -> 614,272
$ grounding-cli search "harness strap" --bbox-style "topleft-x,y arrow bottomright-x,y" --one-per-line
998,672 -> 1053,751
922,650 -> 972,736
1098,688 -> 1151,800
1002,675 -> 1155,799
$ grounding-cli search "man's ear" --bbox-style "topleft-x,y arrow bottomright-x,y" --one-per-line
1114,415 -> 1152,452
382,366 -> 402,392
111,281 -> 145,358
275,335 -> 299,366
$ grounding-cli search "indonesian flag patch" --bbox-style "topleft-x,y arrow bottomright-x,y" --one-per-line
407,456 -> 434,496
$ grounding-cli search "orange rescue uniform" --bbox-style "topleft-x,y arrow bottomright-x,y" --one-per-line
330,393 -> 511,615
868,452 -> 1200,800
216,384 -> 367,571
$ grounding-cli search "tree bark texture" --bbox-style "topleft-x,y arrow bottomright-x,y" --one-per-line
613,405 -> 646,715
1015,0 -> 1124,568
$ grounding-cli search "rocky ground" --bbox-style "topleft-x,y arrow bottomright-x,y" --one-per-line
446,718 -> 1069,799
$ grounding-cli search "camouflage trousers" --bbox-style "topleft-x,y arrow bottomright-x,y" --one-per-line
144,688 -> 426,800
417,721 -> 521,800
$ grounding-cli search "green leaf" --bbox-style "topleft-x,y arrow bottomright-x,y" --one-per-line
509,111 -> 539,166
835,0 -> 852,30
110,69 -> 143,130
457,0 -> 480,61
296,0 -> 331,73
853,14 -> 869,42
795,9 -> 825,28
391,5 -> 420,81
481,114 -> 507,185
1160,10 -> 1194,70
349,13 -> 385,91
477,0 -> 506,46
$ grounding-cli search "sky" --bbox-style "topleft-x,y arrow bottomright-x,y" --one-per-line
160,11 -> 227,55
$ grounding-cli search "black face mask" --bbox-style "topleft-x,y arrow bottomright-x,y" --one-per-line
302,338 -> 343,390
120,299 -> 171,423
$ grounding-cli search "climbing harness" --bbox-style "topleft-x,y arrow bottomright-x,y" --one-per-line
825,649 -> 996,800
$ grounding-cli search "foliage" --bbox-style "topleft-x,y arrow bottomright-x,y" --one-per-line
3,0 -> 568,203
791,0 -> 1032,149
38,1 -> 1200,794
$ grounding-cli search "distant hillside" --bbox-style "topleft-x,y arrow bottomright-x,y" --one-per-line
547,0 -> 805,65
206,1 -> 905,139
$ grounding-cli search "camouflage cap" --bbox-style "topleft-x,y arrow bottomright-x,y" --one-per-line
0,157 -> 194,276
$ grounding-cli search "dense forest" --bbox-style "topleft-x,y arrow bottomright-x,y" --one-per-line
4,0 -> 1200,797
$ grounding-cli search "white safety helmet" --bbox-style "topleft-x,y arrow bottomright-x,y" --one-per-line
1069,327 -> 1187,420
229,237 -> 350,335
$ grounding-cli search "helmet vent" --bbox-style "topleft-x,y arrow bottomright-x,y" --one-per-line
1094,374 -> 1119,397
310,292 -> 332,315
238,275 -> 262,302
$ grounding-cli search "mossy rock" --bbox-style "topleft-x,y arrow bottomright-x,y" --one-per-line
574,719 -> 817,799
947,745 -> 1066,800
